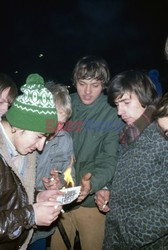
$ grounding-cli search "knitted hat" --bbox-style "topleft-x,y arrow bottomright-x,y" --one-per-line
6,73 -> 57,134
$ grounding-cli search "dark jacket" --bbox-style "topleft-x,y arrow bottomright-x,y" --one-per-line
0,130 -> 36,250
69,93 -> 122,207
104,122 -> 168,250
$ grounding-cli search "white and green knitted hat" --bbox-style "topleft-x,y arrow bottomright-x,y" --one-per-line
6,73 -> 57,134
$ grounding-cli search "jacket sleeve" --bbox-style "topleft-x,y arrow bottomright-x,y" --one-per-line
123,156 -> 168,248
81,114 -> 121,194
0,205 -> 35,240
90,131 -> 119,193
124,202 -> 168,248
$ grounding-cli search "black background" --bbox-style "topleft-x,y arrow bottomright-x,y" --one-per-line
0,0 -> 167,93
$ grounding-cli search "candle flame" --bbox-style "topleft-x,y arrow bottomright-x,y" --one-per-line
64,155 -> 74,187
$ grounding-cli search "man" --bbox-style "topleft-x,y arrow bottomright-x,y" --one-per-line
28,82 -> 75,250
0,72 -> 18,117
51,56 -> 122,250
95,70 -> 168,249
0,73 -> 62,250
155,92 -> 168,139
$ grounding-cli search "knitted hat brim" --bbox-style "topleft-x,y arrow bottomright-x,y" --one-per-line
6,106 -> 57,134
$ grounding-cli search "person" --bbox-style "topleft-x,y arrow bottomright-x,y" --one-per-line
28,82 -> 75,250
0,72 -> 18,118
51,55 -> 122,250
155,92 -> 168,139
95,70 -> 168,249
0,73 -> 63,250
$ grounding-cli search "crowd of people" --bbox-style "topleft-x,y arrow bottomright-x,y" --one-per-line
0,36 -> 167,250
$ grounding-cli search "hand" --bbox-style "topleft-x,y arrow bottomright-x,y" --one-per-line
33,201 -> 62,226
94,189 -> 110,213
36,189 -> 64,203
42,169 -> 61,190
77,172 -> 92,202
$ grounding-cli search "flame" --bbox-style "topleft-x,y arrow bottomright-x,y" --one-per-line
63,155 -> 74,187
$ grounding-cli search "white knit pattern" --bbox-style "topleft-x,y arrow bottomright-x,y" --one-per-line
16,88 -> 55,109
14,103 -> 56,114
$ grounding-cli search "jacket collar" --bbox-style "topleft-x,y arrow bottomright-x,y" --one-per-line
120,105 -> 155,146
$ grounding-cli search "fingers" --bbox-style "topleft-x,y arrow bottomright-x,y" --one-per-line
82,172 -> 92,181
33,201 -> 62,226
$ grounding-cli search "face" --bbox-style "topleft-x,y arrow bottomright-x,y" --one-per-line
157,117 -> 168,140
76,79 -> 103,105
13,129 -> 47,155
56,107 -> 67,131
115,92 -> 146,125
0,87 -> 11,116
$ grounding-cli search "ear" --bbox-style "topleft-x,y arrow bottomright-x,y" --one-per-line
11,127 -> 16,133
11,127 -> 24,135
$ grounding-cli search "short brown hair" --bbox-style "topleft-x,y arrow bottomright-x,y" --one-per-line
0,73 -> 18,104
73,55 -> 110,87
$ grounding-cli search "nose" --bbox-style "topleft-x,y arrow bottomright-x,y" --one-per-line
117,104 -> 124,116
36,137 -> 46,151
84,84 -> 92,94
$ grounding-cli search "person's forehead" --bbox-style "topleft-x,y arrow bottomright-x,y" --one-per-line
78,78 -> 102,84
115,92 -> 138,103
0,87 -> 11,100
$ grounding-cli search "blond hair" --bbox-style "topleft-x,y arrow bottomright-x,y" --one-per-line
45,81 -> 72,119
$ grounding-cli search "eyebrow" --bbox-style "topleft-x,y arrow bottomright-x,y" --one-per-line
115,98 -> 130,104
79,80 -> 101,84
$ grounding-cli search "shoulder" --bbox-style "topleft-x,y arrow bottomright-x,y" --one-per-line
60,130 -> 73,142
136,122 -> 168,150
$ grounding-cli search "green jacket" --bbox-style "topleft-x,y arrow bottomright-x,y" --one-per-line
68,92 -> 122,207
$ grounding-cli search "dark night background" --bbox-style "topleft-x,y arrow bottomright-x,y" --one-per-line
0,0 -> 167,93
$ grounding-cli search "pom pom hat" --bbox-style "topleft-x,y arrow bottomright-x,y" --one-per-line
6,73 -> 57,134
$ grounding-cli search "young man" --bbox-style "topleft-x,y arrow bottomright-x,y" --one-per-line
0,73 -> 63,250
95,70 -> 168,249
28,82 -> 75,250
155,92 -> 168,140
51,56 -> 122,250
0,72 -> 18,117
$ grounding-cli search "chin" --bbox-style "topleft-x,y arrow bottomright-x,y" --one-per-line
82,99 -> 94,105
18,149 -> 28,155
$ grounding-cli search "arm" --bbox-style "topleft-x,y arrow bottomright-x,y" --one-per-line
0,190 -> 63,241
79,124 -> 119,194
123,156 -> 168,248
0,205 -> 35,240
124,202 -> 168,248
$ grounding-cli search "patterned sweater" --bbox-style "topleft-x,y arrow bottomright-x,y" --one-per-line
104,122 -> 168,250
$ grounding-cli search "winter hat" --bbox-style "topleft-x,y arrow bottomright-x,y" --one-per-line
6,73 -> 57,134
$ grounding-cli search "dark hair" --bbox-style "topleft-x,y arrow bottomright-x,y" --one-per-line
73,55 -> 110,87
0,73 -> 18,104
108,70 -> 159,107
165,37 -> 168,60
154,92 -> 168,119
